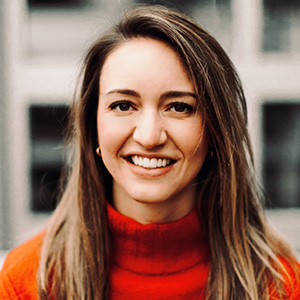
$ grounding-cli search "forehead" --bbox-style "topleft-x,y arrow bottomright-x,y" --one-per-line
99,38 -> 193,93
103,38 -> 180,69
107,37 -> 175,57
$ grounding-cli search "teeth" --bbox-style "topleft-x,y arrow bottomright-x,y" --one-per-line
143,157 -> 150,168
149,158 -> 157,168
131,155 -> 171,169
157,158 -> 162,167
138,156 -> 143,166
132,155 -> 138,165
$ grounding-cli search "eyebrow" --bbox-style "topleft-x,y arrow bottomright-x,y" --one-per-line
106,89 -> 140,97
160,91 -> 196,100
105,89 -> 196,100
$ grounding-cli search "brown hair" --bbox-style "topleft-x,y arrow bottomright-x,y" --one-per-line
38,5 -> 298,300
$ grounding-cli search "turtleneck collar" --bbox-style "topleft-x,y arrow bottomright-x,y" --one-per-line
107,203 -> 209,275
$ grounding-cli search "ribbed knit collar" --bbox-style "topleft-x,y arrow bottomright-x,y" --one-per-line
107,203 -> 210,275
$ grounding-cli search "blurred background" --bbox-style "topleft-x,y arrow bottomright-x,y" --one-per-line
0,0 -> 300,266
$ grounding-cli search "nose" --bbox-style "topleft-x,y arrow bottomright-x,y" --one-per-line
133,110 -> 167,149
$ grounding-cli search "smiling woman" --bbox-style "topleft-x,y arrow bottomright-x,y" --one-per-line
0,5 -> 300,300
97,38 -> 207,223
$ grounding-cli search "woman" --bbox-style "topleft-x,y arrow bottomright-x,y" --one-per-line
0,5 -> 299,300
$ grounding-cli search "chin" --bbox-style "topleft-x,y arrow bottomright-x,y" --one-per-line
127,189 -> 175,204
136,199 -> 169,206
132,194 -> 170,205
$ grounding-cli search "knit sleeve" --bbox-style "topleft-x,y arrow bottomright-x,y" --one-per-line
279,256 -> 300,300
0,267 -> 18,299
0,233 -> 44,300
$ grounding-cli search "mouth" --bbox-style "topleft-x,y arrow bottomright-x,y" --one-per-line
127,155 -> 175,169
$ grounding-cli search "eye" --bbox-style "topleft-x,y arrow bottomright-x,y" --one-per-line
167,102 -> 194,114
109,100 -> 136,112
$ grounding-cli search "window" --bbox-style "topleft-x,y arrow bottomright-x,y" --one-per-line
28,0 -> 88,9
263,0 -> 300,53
30,105 -> 69,212
262,102 -> 300,208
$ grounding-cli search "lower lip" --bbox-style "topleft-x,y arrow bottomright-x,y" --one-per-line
125,159 -> 175,178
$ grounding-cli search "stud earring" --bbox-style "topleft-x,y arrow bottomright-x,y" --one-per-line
96,147 -> 101,157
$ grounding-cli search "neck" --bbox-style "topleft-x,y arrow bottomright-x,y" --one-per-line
112,183 -> 198,224
114,198 -> 196,224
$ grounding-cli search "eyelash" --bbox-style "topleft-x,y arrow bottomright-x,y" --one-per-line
109,100 -> 136,112
166,102 -> 194,114
109,100 -> 194,114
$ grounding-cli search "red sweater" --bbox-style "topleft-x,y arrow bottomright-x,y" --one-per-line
107,204 -> 209,299
0,205 -> 299,299
0,232 -> 43,299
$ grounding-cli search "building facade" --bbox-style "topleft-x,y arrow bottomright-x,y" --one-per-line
0,0 -> 300,253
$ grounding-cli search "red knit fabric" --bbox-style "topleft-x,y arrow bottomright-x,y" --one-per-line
0,207 -> 299,299
0,232 -> 43,300
107,203 -> 210,300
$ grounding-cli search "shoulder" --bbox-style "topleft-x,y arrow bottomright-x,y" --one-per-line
0,232 -> 45,300
272,256 -> 300,300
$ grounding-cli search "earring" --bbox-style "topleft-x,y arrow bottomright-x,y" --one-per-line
96,147 -> 101,157
208,150 -> 214,159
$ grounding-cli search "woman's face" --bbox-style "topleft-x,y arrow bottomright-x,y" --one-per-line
97,38 -> 208,222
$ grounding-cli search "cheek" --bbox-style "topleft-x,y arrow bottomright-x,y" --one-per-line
193,132 -> 208,164
97,115 -> 133,159
186,131 -> 208,181
97,119 -> 119,177
97,118 -> 117,154
171,119 -> 207,159
187,135 -> 208,169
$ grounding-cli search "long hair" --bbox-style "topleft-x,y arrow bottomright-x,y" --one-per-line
38,5 -> 298,300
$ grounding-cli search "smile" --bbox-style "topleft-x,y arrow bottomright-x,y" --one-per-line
130,155 -> 174,169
